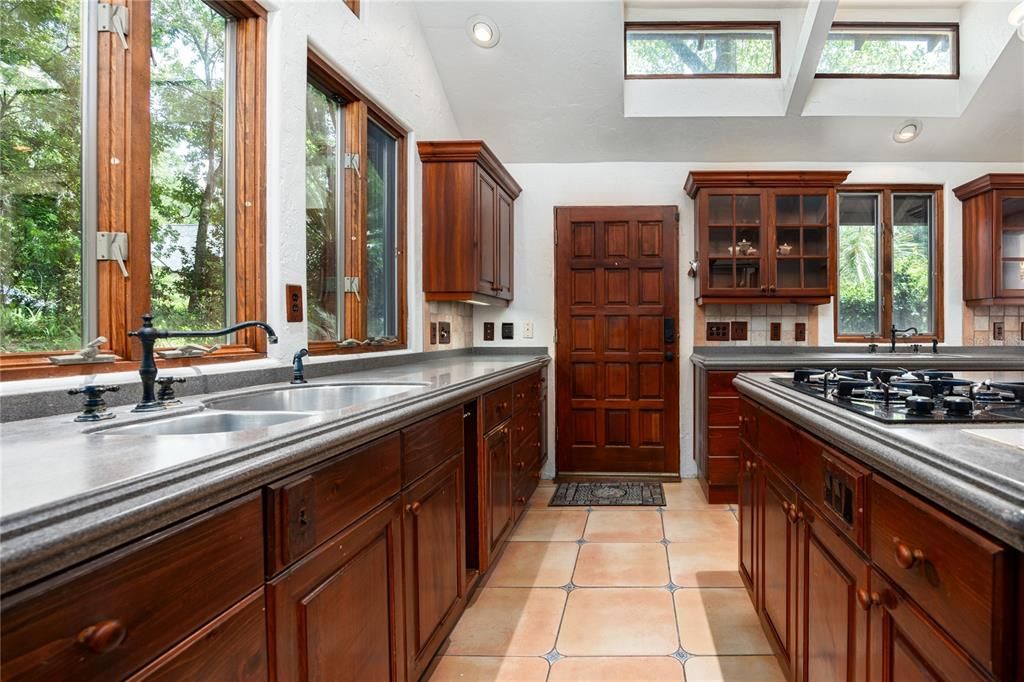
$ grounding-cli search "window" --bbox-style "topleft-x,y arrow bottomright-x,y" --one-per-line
305,50 -> 407,354
817,23 -> 958,78
0,0 -> 267,379
836,186 -> 943,341
625,22 -> 780,78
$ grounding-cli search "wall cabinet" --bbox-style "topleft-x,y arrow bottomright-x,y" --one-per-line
419,140 -> 522,306
953,173 -> 1024,305
739,397 -> 1019,682
684,171 -> 850,306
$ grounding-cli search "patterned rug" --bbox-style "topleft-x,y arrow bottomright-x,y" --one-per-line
549,481 -> 665,507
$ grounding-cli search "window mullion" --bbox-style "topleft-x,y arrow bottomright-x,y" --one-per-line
880,190 -> 894,335
224,18 -> 238,333
343,101 -> 368,341
82,0 -> 100,346
334,102 -> 346,341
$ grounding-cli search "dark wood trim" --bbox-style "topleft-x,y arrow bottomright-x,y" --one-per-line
416,140 -> 523,197
953,174 -> 1024,201
624,22 -> 781,79
344,0 -> 359,17
307,49 -> 408,138
684,171 -> 852,198
834,184 -> 944,342
815,22 -> 959,79
206,0 -> 267,19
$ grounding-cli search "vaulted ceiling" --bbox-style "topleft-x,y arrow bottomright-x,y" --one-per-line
413,0 -> 1024,162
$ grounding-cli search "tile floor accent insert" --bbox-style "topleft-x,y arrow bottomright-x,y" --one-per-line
428,480 -> 774,681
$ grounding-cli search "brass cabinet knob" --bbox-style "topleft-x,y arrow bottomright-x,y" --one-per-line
77,620 -> 127,654
407,501 -> 422,515
855,588 -> 881,610
894,540 -> 924,569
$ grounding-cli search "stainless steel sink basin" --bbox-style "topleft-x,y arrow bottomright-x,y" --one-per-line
99,411 -> 311,436
205,382 -> 429,413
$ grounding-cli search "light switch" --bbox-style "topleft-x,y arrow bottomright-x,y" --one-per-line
501,322 -> 514,340
523,322 -> 534,339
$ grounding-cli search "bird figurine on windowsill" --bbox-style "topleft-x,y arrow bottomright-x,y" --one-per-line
49,337 -> 117,365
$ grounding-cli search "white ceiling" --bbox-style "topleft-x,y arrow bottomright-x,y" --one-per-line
413,0 -> 1024,163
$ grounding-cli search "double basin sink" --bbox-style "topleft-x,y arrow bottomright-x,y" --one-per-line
100,382 -> 430,437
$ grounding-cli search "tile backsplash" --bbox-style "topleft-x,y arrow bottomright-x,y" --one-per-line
425,301 -> 474,350
963,305 -> 1023,346
695,304 -> 815,346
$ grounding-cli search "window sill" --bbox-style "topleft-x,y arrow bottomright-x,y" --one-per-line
308,342 -> 408,357
0,346 -> 267,382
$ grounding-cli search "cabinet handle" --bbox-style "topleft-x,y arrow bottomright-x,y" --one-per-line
535,441 -> 541,448
516,496 -> 527,505
856,588 -> 881,610
498,402 -> 508,410
894,540 -> 925,569
517,461 -> 525,470
788,506 -> 798,523
745,460 -> 753,471
516,392 -> 525,399
407,501 -> 422,515
532,472 -> 541,480
77,620 -> 127,654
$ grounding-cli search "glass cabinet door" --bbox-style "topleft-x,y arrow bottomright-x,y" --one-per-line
998,194 -> 1024,298
703,191 -> 764,294
771,191 -> 831,294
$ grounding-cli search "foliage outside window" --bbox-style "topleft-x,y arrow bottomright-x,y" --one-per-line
817,23 -> 958,78
305,52 -> 406,354
0,0 -> 266,378
837,188 -> 942,340
625,23 -> 779,78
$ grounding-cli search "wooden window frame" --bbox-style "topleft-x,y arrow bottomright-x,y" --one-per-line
1,0 -> 267,381
344,0 -> 359,17
834,184 -> 944,343
306,50 -> 408,357
815,22 -> 960,80
624,22 -> 782,80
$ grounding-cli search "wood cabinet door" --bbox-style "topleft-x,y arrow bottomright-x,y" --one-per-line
403,456 -> 465,681
994,190 -> 1024,300
268,499 -> 404,682
496,186 -> 514,300
759,464 -> 797,673
698,189 -> 766,297
795,504 -> 868,682
485,423 -> 513,555
868,569 -> 988,682
476,168 -> 498,296
768,189 -> 833,298
738,444 -> 759,601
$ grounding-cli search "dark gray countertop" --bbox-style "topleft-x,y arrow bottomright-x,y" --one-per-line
734,371 -> 1024,551
692,346 -> 1024,371
0,352 -> 549,593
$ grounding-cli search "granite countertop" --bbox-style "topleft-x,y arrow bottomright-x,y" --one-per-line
734,371 -> 1024,551
0,352 -> 549,593
692,346 -> 1024,371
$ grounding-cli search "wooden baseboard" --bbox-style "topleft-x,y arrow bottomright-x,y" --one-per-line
554,472 -> 682,483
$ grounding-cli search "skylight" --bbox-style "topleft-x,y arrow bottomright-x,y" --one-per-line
817,23 -> 959,78
625,22 -> 780,78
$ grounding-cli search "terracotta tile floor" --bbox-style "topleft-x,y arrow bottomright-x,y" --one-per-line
430,480 -> 786,682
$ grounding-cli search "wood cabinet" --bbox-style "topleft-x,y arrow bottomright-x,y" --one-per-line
403,455 -> 465,681
739,396 -> 1020,682
693,366 -> 742,504
419,140 -> 522,306
953,173 -> 1024,305
684,171 -> 850,305
484,420 -> 513,557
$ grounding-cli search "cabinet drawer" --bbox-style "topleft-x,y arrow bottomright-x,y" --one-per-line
757,408 -> 804,485
707,456 -> 739,486
482,385 -> 514,432
127,589 -> 267,682
738,398 -> 759,445
265,434 -> 401,574
511,407 -> 541,452
513,436 -> 542,490
708,397 -> 739,427
869,477 -> 1012,677
1,494 -> 264,681
708,371 -> 739,397
708,427 -> 739,457
513,373 -> 542,413
799,436 -> 869,550
403,407 -> 464,486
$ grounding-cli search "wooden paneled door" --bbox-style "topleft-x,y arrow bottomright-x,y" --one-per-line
554,206 -> 680,475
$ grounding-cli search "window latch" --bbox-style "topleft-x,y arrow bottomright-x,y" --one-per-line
344,276 -> 361,302
98,3 -> 130,50
97,231 -> 129,278
344,153 -> 361,178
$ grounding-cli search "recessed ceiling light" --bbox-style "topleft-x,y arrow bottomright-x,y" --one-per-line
466,15 -> 500,48
893,119 -> 923,144
1009,2 -> 1024,41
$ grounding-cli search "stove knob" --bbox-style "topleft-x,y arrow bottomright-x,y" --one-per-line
906,396 -> 934,414
942,396 -> 974,416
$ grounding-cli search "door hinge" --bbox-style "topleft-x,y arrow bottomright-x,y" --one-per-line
675,211 -> 680,222
554,227 -> 558,246
553,327 -> 558,343
344,153 -> 361,177
97,3 -> 129,50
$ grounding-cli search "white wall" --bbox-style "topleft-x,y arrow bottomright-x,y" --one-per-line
264,0 -> 461,361
477,161 -> 1024,478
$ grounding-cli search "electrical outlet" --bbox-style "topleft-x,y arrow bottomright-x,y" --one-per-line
770,322 -> 782,341
438,321 -> 451,344
993,320 -> 1005,341
429,322 -> 437,345
285,284 -> 303,323
501,322 -> 514,340
730,321 -> 747,341
795,322 -> 806,342
523,321 -> 534,339
483,322 -> 495,341
706,322 -> 730,341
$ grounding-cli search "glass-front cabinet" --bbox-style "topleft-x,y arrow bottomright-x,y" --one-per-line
953,174 -> 1024,305
687,171 -> 850,304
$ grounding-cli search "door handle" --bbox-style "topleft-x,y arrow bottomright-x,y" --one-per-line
665,351 -> 675,362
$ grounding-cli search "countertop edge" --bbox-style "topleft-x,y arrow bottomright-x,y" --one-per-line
0,356 -> 549,594
733,373 -> 1024,552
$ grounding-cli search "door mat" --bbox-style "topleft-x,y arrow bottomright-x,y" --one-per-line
549,481 -> 665,507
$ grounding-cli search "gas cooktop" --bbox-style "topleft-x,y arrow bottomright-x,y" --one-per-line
772,368 -> 1024,424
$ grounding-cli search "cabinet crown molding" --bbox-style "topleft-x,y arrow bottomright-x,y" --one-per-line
683,170 -> 852,199
952,173 -> 1024,201
417,140 -> 522,197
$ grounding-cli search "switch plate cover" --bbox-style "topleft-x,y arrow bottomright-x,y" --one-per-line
770,322 -> 782,341
706,322 -> 730,341
993,321 -> 1005,341
730,321 -> 747,341
429,322 -> 437,345
285,284 -> 303,323
483,322 -> 495,341
795,322 -> 806,342
438,321 -> 451,344
523,322 -> 534,339
501,322 -> 514,340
